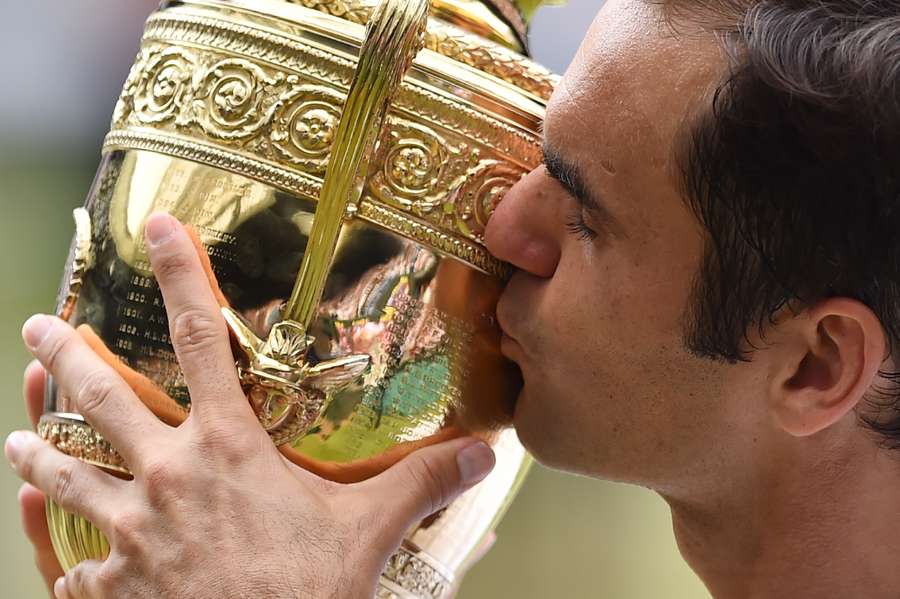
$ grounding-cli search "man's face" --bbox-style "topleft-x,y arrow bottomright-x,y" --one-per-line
485,0 -> 765,492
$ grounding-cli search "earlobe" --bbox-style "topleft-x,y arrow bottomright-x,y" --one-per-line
769,299 -> 887,437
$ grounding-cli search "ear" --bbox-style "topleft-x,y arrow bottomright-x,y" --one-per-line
768,298 -> 887,437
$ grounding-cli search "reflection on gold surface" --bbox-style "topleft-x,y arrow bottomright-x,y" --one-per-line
40,0 -> 548,595
44,149 -> 531,597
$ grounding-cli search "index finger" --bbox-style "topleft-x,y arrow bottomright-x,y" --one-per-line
143,213 -> 253,425
22,315 -> 165,468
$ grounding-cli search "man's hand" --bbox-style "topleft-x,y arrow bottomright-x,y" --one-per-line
6,213 -> 495,599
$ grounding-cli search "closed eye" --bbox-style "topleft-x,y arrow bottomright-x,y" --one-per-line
565,210 -> 599,242
542,141 -> 622,241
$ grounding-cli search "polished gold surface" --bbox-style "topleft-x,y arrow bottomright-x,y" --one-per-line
224,0 -> 429,446
105,0 -> 547,276
57,208 -> 94,322
430,0 -> 524,51
288,0 -> 527,50
40,0 -> 549,596
274,0 -> 555,92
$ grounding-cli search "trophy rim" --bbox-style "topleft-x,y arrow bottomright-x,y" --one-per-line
166,0 -> 557,104
106,0 -> 550,277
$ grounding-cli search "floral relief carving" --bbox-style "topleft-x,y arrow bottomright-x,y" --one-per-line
370,118 -> 457,212
107,12 -> 544,275
455,161 -> 524,241
370,119 -> 526,243
117,47 -> 196,126
271,85 -> 345,174
192,58 -> 288,140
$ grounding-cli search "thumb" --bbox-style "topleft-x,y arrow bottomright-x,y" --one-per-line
365,437 -> 496,525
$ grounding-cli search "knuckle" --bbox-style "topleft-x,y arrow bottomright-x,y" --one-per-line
193,425 -> 256,463
153,250 -> 192,281
141,459 -> 180,500
170,308 -> 224,355
95,563 -> 124,597
74,369 -> 118,416
65,565 -> 86,595
108,510 -> 143,551
407,454 -> 449,515
53,462 -> 79,512
40,327 -> 70,371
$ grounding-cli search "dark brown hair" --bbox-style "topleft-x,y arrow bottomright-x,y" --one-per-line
671,0 -> 900,445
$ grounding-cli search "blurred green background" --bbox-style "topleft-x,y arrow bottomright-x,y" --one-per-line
0,2 -> 710,597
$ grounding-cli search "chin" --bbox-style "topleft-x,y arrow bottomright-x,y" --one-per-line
511,384 -> 617,478
511,386 -> 567,470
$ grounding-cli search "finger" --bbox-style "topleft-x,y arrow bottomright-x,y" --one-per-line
143,213 -> 249,423
19,483 -> 64,595
22,314 -> 166,466
54,560 -> 104,599
19,483 -> 55,556
361,437 -> 495,527
6,431 -> 123,531
24,360 -> 46,429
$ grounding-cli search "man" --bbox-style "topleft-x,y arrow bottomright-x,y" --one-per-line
9,0 -> 900,596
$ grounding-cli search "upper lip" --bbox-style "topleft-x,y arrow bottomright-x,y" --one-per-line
495,298 -> 522,348
495,299 -> 513,339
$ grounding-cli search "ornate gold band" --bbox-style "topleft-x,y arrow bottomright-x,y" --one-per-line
378,544 -> 455,599
38,414 -> 130,476
104,4 -> 544,276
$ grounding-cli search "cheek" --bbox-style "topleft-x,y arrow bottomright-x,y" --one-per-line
511,250 -> 690,421
512,257 -> 629,421
537,245 -> 673,359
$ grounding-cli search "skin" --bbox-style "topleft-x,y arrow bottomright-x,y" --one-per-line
8,213 -> 496,599
10,0 -> 900,597
485,0 -> 900,597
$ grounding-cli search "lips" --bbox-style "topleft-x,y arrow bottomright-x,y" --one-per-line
499,331 -> 525,362
496,294 -> 526,363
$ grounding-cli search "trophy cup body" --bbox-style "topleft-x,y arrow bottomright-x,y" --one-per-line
40,0 -> 554,596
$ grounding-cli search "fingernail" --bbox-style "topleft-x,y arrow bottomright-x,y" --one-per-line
457,441 -> 495,486
145,212 -> 176,247
5,431 -> 28,463
22,314 -> 51,350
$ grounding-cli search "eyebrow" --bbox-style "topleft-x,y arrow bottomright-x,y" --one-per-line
542,141 -> 619,222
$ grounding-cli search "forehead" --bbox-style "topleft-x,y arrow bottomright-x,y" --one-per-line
544,0 -> 725,173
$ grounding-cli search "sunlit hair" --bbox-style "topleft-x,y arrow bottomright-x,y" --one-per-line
668,0 -> 900,446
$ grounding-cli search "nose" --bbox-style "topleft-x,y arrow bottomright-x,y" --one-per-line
485,167 -> 562,278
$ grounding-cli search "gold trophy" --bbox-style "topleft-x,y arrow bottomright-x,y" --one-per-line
39,0 -> 554,596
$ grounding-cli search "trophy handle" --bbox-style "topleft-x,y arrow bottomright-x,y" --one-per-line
222,0 -> 431,446
285,0 -> 429,329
